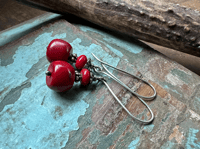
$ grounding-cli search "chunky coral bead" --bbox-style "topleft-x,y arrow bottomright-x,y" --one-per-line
46,39 -> 72,62
75,55 -> 87,69
80,69 -> 90,86
46,61 -> 75,92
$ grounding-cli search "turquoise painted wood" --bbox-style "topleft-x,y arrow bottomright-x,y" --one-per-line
0,13 -> 61,46
0,17 -> 200,149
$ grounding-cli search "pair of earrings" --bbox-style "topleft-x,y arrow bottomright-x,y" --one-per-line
45,39 -> 157,124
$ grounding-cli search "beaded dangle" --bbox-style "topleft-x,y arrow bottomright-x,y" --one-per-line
45,39 -> 157,124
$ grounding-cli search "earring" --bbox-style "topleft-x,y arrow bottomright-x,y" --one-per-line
45,39 -> 102,91
45,39 -> 157,124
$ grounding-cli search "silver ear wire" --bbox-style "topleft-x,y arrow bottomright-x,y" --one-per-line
91,53 -> 157,100
91,53 -> 157,124
102,80 -> 154,124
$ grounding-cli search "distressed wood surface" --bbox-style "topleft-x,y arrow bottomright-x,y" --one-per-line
16,0 -> 200,57
0,0 -> 45,31
0,19 -> 200,149
0,13 -> 62,46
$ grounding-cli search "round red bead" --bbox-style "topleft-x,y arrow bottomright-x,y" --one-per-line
75,55 -> 87,69
46,39 -> 72,62
46,61 -> 75,92
80,69 -> 90,86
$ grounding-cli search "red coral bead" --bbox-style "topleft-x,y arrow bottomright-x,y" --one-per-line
46,61 -> 75,92
46,39 -> 72,62
80,69 -> 90,86
75,55 -> 87,69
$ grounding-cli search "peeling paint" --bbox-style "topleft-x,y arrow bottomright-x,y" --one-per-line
0,72 -> 89,148
79,26 -> 143,54
0,32 -> 95,148
0,13 -> 61,46
166,73 -> 184,86
0,21 -> 123,148
106,44 -> 124,57
168,96 -> 186,111
143,124 -> 154,132
98,95 -> 106,105
186,128 -> 200,148
194,97 -> 200,111
128,137 -> 140,149
0,82 -> 31,112
144,57 -> 172,81
169,125 -> 185,144
164,85 -> 182,97
150,108 -> 180,143
171,69 -> 191,84
88,129 -> 101,145
160,141 -> 176,149
0,32 -> 66,90
0,31 -> 66,109
189,110 -> 200,121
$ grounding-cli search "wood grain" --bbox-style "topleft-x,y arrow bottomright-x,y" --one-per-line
0,0 -> 45,31
16,0 -> 200,56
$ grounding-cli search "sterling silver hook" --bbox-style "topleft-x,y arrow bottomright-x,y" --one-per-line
92,53 -> 157,100
103,80 -> 154,124
91,53 -> 156,124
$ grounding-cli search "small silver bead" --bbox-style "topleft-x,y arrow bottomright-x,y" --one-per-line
76,73 -> 81,76
87,58 -> 91,64
45,71 -> 51,76
73,53 -> 77,57
75,76 -> 80,82
93,76 -> 97,81
84,64 -> 88,68
90,72 -> 94,78
90,78 -> 93,84
88,68 -> 92,72
71,57 -> 75,61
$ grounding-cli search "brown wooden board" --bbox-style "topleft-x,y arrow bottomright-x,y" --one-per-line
16,0 -> 200,56
0,19 -> 200,148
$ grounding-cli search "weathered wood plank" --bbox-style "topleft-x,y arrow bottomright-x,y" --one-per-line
16,0 -> 200,56
0,0 -> 45,31
0,19 -> 200,149
0,13 -> 61,46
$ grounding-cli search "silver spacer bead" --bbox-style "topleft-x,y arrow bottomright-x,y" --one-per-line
75,76 -> 80,82
93,75 -> 97,81
73,53 -> 77,58
45,71 -> 51,76
90,72 -> 94,78
71,57 -> 75,61
90,78 -> 93,84
75,72 -> 81,76
87,58 -> 92,66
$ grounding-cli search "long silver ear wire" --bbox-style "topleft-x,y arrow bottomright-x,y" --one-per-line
90,53 -> 156,124
103,80 -> 154,124
92,53 -> 157,100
